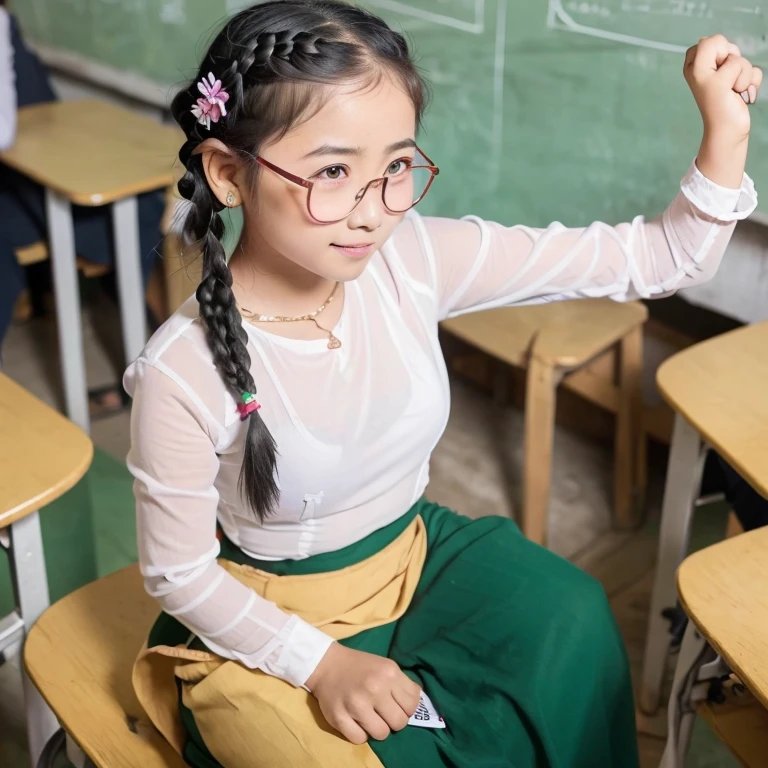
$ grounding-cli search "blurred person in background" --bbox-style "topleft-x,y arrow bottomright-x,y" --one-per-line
0,0 -> 164,417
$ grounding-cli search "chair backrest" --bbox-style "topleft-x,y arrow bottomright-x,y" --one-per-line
24,564 -> 186,767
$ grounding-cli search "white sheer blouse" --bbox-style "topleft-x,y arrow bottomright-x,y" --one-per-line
125,161 -> 757,688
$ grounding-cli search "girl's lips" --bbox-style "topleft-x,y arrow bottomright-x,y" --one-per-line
331,243 -> 375,258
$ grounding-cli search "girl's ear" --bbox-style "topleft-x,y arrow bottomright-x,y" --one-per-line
194,139 -> 247,208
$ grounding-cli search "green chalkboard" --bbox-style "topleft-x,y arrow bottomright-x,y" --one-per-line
14,0 -> 768,224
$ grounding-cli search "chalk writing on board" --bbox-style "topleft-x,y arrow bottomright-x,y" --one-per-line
548,0 -> 768,61
368,0 -> 485,34
368,0 -> 506,186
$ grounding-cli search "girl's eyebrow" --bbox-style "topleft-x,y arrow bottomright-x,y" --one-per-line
301,138 -> 416,159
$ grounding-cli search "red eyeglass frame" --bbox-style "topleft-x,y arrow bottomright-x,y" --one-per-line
253,145 -> 440,224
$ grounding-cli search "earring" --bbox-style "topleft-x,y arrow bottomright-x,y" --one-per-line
226,190 -> 236,207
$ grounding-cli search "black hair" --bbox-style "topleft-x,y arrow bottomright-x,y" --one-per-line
172,0 -> 429,521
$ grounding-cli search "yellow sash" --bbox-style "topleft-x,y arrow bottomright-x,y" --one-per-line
133,515 -> 427,768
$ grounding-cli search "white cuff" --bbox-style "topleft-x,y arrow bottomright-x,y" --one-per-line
681,160 -> 758,222
260,615 -> 335,687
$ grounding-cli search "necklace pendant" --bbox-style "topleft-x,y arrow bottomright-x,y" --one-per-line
327,333 -> 342,350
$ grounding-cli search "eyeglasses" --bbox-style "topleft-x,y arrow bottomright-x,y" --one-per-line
253,145 -> 439,224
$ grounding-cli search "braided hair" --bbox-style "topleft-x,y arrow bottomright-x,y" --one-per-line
171,1 -> 428,521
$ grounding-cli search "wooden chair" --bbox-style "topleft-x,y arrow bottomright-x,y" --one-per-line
441,298 -> 648,546
640,321 -> 768,718
24,564 -> 184,768
0,373 -> 93,766
12,184 -> 187,327
15,241 -> 113,277
12,243 -> 116,324
661,527 -> 768,767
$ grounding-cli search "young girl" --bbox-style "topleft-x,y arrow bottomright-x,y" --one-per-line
126,3 -> 759,766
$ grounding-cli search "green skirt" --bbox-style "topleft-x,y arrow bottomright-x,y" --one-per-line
148,499 -> 640,768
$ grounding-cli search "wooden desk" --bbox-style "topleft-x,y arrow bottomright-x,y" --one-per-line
657,320 -> 768,499
0,373 -> 93,528
641,320 -> 768,715
0,373 -> 93,766
0,100 -> 181,431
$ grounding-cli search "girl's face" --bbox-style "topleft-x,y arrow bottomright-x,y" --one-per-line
238,75 -> 419,283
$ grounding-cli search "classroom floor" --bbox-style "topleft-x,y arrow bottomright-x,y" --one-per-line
0,294 -> 739,768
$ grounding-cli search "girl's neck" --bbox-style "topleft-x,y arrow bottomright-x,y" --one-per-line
229,234 -> 337,318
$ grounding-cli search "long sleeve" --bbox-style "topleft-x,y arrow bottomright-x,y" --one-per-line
127,361 -> 333,687
400,161 -> 757,320
0,9 -> 17,151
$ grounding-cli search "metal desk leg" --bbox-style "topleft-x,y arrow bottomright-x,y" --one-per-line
660,623 -> 722,768
640,414 -> 705,714
44,190 -> 89,433
112,197 -> 147,367
8,513 -> 59,767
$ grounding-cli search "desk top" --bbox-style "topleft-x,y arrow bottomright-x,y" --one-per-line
0,100 -> 182,206
0,374 -> 93,528
678,527 -> 768,711
657,321 -> 768,498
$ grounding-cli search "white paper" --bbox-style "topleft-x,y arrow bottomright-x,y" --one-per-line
408,691 -> 446,729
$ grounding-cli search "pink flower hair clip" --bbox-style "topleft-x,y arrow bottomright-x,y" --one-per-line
191,72 -> 230,130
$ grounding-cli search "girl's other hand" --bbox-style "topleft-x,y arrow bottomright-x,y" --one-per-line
306,642 -> 421,744
684,35 -> 762,141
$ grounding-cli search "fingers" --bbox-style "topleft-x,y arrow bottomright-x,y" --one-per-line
693,34 -> 738,72
684,44 -> 697,72
707,49 -> 763,104
311,647 -> 419,746
393,677 -> 421,717
375,696 -> 411,733
687,35 -> 763,104
751,67 -> 764,104
683,39 -> 740,80
717,53 -> 754,93
325,698 -> 395,744
330,711 -> 369,745
355,710 -> 391,741
360,673 -> 419,739
344,684 -> 419,742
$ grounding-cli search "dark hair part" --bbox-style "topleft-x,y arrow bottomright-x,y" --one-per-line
172,0 -> 428,521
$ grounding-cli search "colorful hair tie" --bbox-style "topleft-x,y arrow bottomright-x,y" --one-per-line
237,392 -> 261,421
